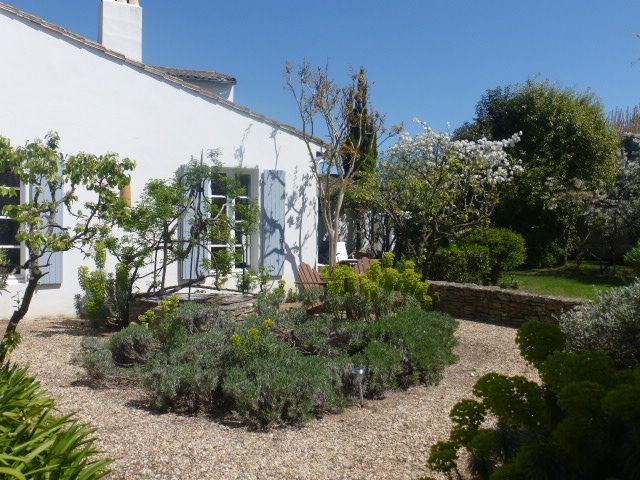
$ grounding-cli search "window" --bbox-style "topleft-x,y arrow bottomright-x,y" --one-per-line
0,171 -> 21,273
209,171 -> 253,269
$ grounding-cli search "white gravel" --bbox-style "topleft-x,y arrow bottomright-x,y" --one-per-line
8,316 -> 535,479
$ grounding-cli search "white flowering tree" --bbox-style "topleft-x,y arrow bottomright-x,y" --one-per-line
363,121 -> 521,269
587,134 -> 640,264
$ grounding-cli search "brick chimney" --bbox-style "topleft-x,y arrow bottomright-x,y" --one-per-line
99,0 -> 143,62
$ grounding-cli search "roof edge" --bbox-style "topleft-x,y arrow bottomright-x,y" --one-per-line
151,66 -> 237,85
0,1 -> 322,145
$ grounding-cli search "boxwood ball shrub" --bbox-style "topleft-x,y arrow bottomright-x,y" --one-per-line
425,320 -> 640,480
461,228 -> 527,284
425,244 -> 492,285
0,364 -> 111,479
558,278 -> 640,368
624,240 -> 640,275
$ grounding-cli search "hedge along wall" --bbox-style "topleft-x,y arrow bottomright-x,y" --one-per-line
428,280 -> 589,327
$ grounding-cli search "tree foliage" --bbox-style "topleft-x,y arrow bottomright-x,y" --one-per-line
456,79 -> 619,265
0,133 -> 134,362
587,134 -> 640,263
83,152 -> 259,326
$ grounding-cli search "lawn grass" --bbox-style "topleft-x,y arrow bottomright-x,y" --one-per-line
501,261 -> 636,300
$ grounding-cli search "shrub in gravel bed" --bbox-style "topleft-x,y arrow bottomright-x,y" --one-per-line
109,323 -> 156,365
141,330 -> 227,412
367,307 -> 459,386
0,363 -> 111,479
78,294 -> 460,428
223,322 -> 344,427
352,340 -> 404,398
426,320 -> 640,480
77,336 -> 139,384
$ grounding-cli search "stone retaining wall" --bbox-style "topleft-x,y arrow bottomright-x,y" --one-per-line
428,280 -> 589,327
129,292 -> 257,324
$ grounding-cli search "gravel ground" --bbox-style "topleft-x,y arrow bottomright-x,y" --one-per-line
8,316 -> 536,480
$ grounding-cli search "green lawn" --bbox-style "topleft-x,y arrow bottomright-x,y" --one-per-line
501,261 -> 636,300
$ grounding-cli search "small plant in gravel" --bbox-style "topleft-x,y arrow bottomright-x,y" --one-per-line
425,320 -> 640,480
0,363 -> 111,479
324,253 -> 432,321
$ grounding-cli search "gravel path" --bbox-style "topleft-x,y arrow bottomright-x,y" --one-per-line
8,317 -> 535,479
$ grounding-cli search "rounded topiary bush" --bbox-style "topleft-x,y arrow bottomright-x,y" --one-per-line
516,320 -> 565,367
427,319 -> 640,480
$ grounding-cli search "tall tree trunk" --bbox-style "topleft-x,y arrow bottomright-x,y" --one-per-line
0,273 -> 40,364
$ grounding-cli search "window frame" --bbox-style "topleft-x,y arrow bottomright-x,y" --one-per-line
207,169 -> 257,271
0,173 -> 25,281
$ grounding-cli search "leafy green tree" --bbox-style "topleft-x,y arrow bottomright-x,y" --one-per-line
456,79 -> 619,265
95,153 -> 258,324
341,69 -> 385,255
342,69 -> 378,179
0,133 -> 133,363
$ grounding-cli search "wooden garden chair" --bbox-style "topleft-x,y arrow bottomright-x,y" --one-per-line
353,257 -> 373,275
297,262 -> 327,313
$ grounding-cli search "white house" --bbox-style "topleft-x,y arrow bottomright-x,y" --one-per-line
0,0 -> 320,319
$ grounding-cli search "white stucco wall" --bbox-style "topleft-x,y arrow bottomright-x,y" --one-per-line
0,9 -> 318,319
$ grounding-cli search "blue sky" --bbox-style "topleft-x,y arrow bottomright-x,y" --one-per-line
5,0 -> 640,136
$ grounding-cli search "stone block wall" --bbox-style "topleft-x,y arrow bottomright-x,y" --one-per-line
129,292 -> 257,324
428,280 -> 589,327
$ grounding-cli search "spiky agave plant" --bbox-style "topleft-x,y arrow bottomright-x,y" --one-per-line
0,364 -> 111,479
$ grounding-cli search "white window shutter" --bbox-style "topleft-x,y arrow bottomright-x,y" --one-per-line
261,170 -> 286,277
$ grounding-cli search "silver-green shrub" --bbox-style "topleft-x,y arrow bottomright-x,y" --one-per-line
558,278 -> 640,367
